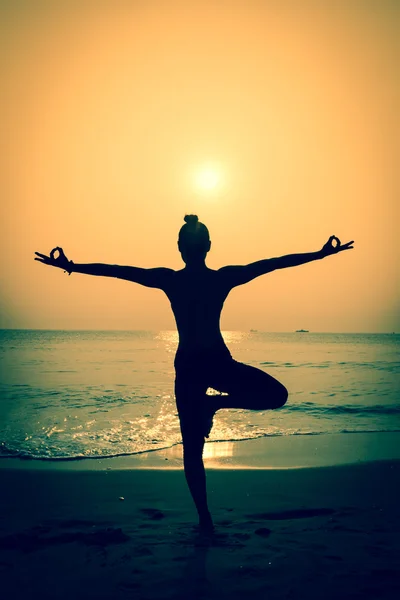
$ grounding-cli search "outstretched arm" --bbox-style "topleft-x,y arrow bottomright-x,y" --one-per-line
34,247 -> 173,289
219,235 -> 354,288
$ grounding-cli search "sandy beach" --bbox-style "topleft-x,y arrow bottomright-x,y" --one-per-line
0,434 -> 399,600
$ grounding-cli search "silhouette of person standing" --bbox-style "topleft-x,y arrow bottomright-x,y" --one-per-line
35,215 -> 354,532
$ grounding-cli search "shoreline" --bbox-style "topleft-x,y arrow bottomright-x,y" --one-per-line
1,431 -> 399,471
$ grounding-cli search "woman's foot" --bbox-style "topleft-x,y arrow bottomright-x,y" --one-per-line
199,510 -> 214,533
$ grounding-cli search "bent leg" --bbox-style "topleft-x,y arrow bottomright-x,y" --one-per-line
208,359 -> 288,411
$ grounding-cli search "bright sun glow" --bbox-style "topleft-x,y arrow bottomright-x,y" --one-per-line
195,166 -> 220,191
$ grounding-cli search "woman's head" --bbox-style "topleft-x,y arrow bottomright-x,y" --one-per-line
178,215 -> 211,264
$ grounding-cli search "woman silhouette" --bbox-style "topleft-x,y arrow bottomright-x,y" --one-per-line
35,215 -> 354,532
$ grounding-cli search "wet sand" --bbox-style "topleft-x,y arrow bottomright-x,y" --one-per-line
0,436 -> 399,599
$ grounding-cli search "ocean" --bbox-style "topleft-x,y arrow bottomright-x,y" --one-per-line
0,330 -> 399,461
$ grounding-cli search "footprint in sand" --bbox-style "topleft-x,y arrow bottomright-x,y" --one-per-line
139,508 -> 165,520
254,528 -> 271,537
247,508 -> 335,521
0,527 -> 129,552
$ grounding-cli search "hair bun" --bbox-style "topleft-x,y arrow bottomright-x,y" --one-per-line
184,214 -> 199,226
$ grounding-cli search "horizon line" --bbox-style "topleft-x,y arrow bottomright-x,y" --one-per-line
0,328 -> 397,335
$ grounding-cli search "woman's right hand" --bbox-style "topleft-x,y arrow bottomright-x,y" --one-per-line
320,236 -> 354,257
34,247 -> 73,274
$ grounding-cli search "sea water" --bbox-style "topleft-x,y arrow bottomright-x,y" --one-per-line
0,330 -> 399,460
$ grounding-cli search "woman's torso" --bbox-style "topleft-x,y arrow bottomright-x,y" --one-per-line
163,267 -> 232,364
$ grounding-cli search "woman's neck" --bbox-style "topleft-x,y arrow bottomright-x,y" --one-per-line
184,261 -> 207,271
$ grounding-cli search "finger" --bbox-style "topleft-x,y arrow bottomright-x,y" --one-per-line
50,247 -> 59,259
341,241 -> 354,249
35,252 -> 50,259
34,257 -> 49,264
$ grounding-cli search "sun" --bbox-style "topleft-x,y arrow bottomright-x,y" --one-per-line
195,166 -> 220,191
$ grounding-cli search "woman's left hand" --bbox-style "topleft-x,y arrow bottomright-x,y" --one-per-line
321,236 -> 354,257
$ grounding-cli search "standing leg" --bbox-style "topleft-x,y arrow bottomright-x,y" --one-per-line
175,378 -> 214,532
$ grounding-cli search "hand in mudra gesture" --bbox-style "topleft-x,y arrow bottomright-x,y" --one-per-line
321,236 -> 354,257
34,247 -> 74,274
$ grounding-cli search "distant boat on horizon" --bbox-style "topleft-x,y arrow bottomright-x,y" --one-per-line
295,329 -> 309,333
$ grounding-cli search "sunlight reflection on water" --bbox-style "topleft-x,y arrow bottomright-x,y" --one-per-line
0,330 -> 398,459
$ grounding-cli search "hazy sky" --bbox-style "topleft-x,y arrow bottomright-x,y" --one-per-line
2,0 -> 399,332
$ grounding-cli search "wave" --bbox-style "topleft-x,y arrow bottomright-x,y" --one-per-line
260,360 -> 400,372
1,429 -> 399,462
285,402 -> 400,416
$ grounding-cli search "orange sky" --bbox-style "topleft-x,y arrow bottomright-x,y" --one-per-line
1,0 -> 398,332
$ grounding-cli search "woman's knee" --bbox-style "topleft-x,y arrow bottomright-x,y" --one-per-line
180,418 -> 206,457
269,383 -> 288,409
182,438 -> 205,463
